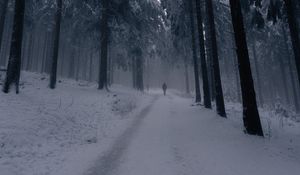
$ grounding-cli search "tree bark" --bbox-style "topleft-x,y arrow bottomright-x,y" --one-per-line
3,0 -> 25,94
49,0 -> 62,89
189,0 -> 201,103
229,0 -> 264,136
195,0 -> 211,108
284,0 -> 300,88
98,0 -> 109,90
0,0 -> 9,53
282,25 -> 300,112
205,0 -> 226,116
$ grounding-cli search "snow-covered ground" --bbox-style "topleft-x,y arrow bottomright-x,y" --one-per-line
0,72 -> 154,175
85,94 -> 300,175
0,72 -> 300,175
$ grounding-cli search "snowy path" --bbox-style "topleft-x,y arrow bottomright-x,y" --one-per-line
86,93 -> 300,175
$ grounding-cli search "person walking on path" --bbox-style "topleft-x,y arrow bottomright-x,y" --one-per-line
162,83 -> 167,96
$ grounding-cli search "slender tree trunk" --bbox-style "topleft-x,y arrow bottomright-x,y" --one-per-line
233,55 -> 242,103
189,0 -> 201,103
287,55 -> 300,112
3,0 -> 25,94
252,42 -> 264,107
75,39 -> 81,81
68,47 -> 75,79
277,53 -> 290,105
195,0 -> 211,108
184,56 -> 190,94
132,56 -> 137,89
229,0 -> 264,136
42,32 -> 50,73
284,0 -> 300,88
49,0 -> 62,89
26,31 -> 34,70
36,31 -> 43,72
109,52 -> 114,85
205,0 -> 226,116
1,15 -> 13,66
89,50 -> 94,81
231,32 -> 242,103
136,54 -> 144,91
98,0 -> 109,90
0,0 -> 9,54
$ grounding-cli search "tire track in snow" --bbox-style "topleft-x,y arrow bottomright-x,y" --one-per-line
84,95 -> 159,175
172,146 -> 189,175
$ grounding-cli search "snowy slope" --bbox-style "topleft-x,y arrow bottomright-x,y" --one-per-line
0,72 -> 153,175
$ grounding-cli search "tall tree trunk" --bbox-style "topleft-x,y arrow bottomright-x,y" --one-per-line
3,0 -> 25,94
136,54 -> 144,91
189,0 -> 201,103
26,31 -> 33,70
252,42 -> 264,107
41,32 -> 48,73
287,54 -> 300,112
49,0 -> 62,89
195,0 -> 211,108
68,47 -> 75,79
98,0 -> 109,90
109,52 -> 114,85
205,0 -> 226,116
0,0 -> 9,54
233,55 -> 242,103
283,25 -> 300,112
284,0 -> 300,88
231,32 -> 242,103
89,50 -> 94,81
184,56 -> 190,94
229,0 -> 264,136
132,56 -> 137,89
277,53 -> 290,106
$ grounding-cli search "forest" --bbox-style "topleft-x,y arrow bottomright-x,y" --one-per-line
0,0 -> 299,175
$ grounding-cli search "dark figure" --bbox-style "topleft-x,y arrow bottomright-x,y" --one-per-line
162,83 -> 167,96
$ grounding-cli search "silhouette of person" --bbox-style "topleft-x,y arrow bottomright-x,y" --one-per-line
162,83 -> 167,96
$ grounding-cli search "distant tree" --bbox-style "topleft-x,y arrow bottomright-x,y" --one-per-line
49,0 -> 62,89
0,0 -> 9,52
229,0 -> 264,136
98,0 -> 109,90
3,0 -> 25,94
